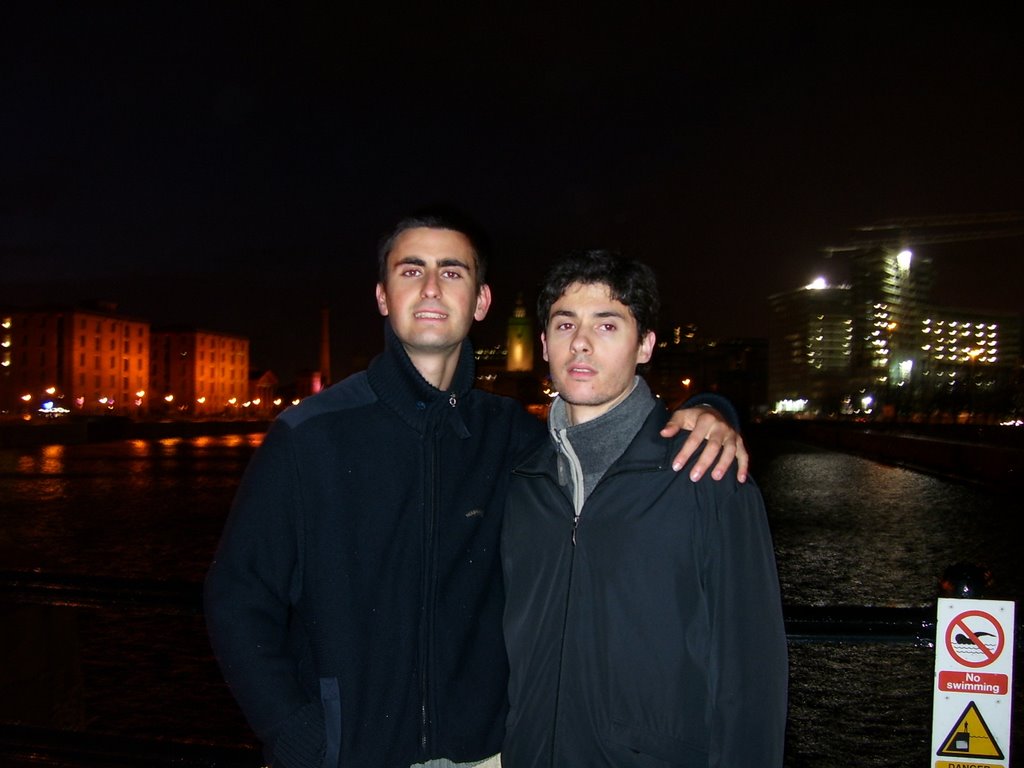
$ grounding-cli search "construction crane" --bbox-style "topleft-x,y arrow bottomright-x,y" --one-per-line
822,212 -> 1024,254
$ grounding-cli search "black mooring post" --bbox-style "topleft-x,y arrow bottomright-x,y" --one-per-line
938,562 -> 994,599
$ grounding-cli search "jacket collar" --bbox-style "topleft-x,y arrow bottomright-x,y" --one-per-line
367,321 -> 476,434
515,399 -> 675,480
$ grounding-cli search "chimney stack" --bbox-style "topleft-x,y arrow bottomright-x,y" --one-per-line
319,305 -> 331,386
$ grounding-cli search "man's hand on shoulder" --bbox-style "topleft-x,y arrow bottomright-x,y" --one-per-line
661,406 -> 749,483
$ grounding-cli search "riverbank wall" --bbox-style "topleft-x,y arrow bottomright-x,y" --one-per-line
752,419 -> 1024,490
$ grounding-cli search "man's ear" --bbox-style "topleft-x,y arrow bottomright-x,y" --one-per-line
473,283 -> 492,321
541,332 -> 549,362
637,330 -> 656,364
375,283 -> 389,317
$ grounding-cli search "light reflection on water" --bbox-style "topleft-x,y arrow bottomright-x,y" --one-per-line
0,433 -> 264,580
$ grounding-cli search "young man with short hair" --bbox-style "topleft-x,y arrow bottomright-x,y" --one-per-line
502,249 -> 788,768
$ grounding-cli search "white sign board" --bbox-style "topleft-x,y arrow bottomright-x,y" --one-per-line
931,598 -> 1015,767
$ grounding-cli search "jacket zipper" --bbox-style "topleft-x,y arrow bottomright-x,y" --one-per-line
420,412 -> 444,754
419,394 -> 458,754
550,523 -> 577,766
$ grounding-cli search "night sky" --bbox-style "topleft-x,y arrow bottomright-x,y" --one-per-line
3,7 -> 1022,381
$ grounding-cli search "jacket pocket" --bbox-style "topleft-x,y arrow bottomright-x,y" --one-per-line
607,719 -> 708,767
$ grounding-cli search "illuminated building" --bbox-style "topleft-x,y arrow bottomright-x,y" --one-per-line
0,306 -> 150,416
248,369 -> 279,418
150,327 -> 250,417
768,280 -> 853,413
505,293 -> 534,373
0,304 -> 150,416
768,247 -> 1021,418
849,246 -> 933,388
916,309 -> 1021,415
472,295 -> 547,405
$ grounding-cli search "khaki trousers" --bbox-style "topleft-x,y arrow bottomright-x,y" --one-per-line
411,755 -> 501,768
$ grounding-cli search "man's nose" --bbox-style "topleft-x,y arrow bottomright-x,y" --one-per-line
421,271 -> 441,297
570,330 -> 592,354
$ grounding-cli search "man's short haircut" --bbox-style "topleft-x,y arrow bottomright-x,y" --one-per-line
377,206 -> 489,286
537,249 -> 660,339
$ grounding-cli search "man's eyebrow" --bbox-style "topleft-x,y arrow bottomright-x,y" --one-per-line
393,256 -> 472,270
394,256 -> 426,267
549,308 -> 628,326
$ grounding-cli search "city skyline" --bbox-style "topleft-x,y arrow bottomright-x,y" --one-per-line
3,7 -> 1022,378
4,245 -> 1018,411
4,234 -> 1020,386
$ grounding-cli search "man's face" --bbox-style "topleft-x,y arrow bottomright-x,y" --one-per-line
375,227 -> 491,357
542,281 -> 655,425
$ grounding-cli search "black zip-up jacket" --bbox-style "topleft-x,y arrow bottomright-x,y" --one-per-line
205,324 -> 544,768
501,402 -> 788,768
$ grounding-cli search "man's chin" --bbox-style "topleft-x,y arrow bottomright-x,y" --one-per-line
402,335 -> 461,353
554,387 -> 598,407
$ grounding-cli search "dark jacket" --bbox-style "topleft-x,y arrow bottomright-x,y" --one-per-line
501,401 -> 788,768
204,324 -> 545,768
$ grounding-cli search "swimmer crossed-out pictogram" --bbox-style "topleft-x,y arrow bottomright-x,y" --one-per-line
944,610 -> 1004,668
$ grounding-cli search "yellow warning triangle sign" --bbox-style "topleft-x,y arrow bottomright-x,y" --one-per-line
936,701 -> 1005,759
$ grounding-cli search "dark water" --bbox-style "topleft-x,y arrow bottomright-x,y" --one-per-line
756,439 -> 1022,607
1,431 -> 1020,766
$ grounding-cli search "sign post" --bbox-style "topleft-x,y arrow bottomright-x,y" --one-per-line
931,598 -> 1015,767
